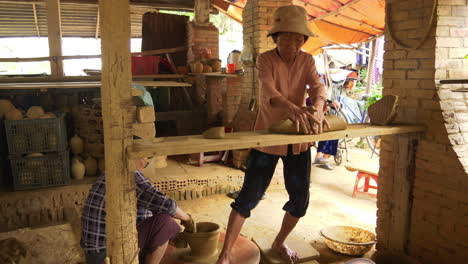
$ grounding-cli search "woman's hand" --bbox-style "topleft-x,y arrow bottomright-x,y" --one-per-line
309,107 -> 330,134
288,105 -> 314,134
330,100 -> 341,111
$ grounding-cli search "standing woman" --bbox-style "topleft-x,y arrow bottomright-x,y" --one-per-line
216,5 -> 328,264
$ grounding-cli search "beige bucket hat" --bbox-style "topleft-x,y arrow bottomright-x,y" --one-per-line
268,5 -> 317,37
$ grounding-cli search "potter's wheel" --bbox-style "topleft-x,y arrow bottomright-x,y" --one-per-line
161,232 -> 260,264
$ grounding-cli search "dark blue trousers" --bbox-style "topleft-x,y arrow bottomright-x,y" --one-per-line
231,145 -> 311,218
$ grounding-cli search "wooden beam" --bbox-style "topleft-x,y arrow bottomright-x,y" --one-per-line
32,3 -> 40,37
95,7 -> 99,39
0,81 -> 191,90
194,0 -> 211,26
366,39 -> 377,94
100,0 -> 138,263
385,134 -> 418,252
127,124 -> 426,159
0,47 -> 188,62
45,0 -> 64,77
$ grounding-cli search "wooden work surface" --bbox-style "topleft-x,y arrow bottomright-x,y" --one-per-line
0,81 -> 191,90
128,124 -> 426,159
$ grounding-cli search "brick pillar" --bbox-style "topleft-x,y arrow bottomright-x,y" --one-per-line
187,21 -> 219,62
234,0 -> 293,132
378,1 -> 468,263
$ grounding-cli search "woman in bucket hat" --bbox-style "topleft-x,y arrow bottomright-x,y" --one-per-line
217,5 -> 327,264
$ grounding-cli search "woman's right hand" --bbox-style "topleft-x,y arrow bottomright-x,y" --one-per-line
288,105 -> 315,134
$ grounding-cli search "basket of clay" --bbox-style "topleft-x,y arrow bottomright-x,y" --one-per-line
320,226 -> 376,256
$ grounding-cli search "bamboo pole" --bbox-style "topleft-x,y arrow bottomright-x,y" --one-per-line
45,0 -> 64,77
100,0 -> 138,263
366,39 -> 377,94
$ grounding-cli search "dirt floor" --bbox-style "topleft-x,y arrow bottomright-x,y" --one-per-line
175,146 -> 380,264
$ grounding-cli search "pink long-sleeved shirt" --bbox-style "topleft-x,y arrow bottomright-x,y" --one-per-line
254,49 -> 326,156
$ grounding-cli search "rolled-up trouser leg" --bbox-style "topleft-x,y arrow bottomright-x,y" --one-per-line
281,147 -> 311,218
137,213 -> 181,261
231,149 -> 279,218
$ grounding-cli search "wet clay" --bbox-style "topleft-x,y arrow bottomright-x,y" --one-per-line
203,127 -> 225,139
269,115 -> 347,135
180,222 -> 220,261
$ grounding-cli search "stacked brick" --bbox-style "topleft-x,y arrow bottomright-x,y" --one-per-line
378,0 -> 468,263
133,106 -> 156,139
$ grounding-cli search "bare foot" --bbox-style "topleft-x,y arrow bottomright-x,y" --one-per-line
216,252 -> 231,264
271,241 -> 298,264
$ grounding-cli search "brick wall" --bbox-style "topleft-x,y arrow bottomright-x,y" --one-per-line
379,0 -> 468,263
187,21 -> 219,62
235,0 -> 292,132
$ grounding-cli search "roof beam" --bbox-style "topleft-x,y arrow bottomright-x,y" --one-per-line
317,18 -> 374,36
32,3 -> 40,37
304,0 -> 382,33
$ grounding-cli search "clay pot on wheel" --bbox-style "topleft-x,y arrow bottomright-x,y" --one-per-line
182,222 -> 220,261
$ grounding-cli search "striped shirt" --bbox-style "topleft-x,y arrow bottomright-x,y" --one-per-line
80,171 -> 177,253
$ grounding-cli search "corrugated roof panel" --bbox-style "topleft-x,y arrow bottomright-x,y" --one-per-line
0,2 -> 161,38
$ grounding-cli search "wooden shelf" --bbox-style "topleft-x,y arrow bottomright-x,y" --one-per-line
128,124 -> 426,159
189,73 -> 239,78
134,81 -> 191,87
0,80 -> 191,90
438,79 -> 468,84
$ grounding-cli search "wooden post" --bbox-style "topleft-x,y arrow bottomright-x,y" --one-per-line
384,134 -> 418,253
100,0 -> 138,263
194,0 -> 211,25
45,0 -> 64,77
366,39 -> 377,94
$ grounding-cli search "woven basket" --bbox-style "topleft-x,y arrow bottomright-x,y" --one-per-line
368,95 -> 399,125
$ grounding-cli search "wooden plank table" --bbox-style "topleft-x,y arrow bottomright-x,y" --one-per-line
128,124 -> 426,159
0,81 -> 191,90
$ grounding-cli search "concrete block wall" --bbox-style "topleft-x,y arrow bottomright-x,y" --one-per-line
379,0 -> 468,263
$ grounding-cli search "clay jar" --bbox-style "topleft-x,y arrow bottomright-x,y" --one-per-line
183,222 -> 220,259
190,61 -> 203,73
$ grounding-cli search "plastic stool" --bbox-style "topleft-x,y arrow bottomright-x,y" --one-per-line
345,165 -> 378,198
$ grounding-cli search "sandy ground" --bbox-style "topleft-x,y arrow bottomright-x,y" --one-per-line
176,146 -> 380,264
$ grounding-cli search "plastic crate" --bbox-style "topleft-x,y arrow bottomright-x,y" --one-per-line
5,113 -> 68,155
131,56 -> 160,75
10,150 -> 70,191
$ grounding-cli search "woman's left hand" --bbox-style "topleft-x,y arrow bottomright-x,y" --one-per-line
308,106 -> 330,134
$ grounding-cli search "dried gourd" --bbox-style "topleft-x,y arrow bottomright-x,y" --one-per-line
26,106 -> 45,119
211,60 -> 222,72
5,108 -> 23,120
84,156 -> 97,176
203,65 -> 213,73
71,158 -> 86,180
190,61 -> 204,73
70,135 -> 84,154
0,99 -> 14,118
